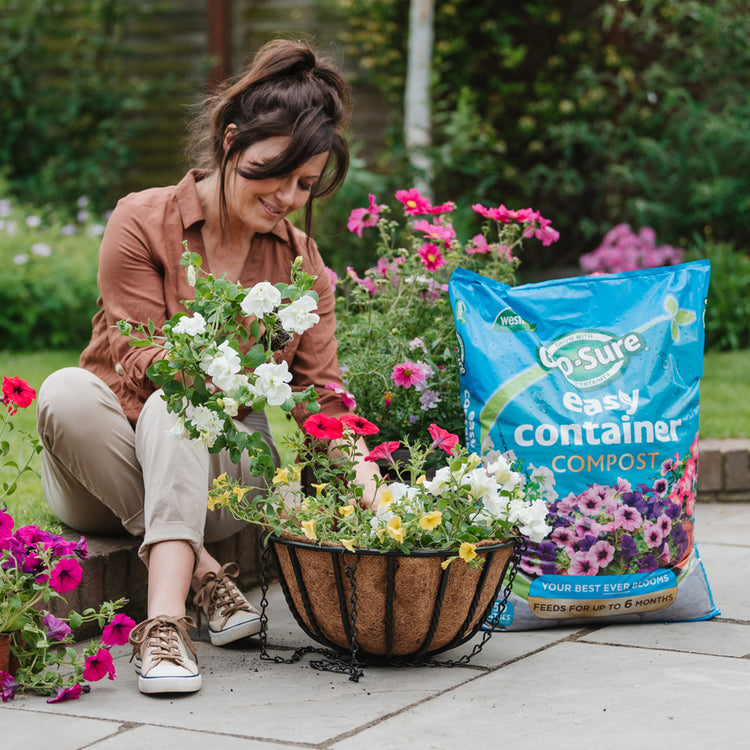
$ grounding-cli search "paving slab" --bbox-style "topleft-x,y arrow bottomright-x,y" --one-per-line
330,641 -> 750,749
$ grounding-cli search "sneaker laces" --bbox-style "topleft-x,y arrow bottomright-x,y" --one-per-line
129,615 -> 198,669
193,562 -> 252,629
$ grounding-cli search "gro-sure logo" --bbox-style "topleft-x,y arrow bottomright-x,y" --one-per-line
537,329 -> 645,390
491,307 -> 536,333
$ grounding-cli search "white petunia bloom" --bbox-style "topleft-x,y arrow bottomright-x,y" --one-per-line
509,499 -> 552,543
172,312 -> 206,336
220,397 -> 239,417
187,404 -> 224,448
423,466 -> 453,496
212,372 -> 250,397
200,340 -> 241,379
166,416 -> 189,440
482,491 -> 510,519
465,468 -> 498,503
253,360 -> 293,406
277,294 -> 319,334
240,282 -> 281,318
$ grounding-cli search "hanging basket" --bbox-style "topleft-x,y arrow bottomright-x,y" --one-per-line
268,534 -> 518,664
0,632 -> 14,675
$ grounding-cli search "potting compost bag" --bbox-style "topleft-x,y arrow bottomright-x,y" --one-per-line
449,260 -> 720,630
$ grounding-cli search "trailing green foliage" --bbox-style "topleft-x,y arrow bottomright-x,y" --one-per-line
336,0 -> 750,267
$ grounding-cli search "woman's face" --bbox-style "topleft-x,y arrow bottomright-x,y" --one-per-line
223,135 -> 329,235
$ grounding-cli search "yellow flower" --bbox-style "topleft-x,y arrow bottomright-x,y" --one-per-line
301,519 -> 317,540
386,516 -> 404,543
338,504 -> 354,517
459,542 -> 477,563
312,482 -> 329,496
419,510 -> 443,531
441,557 -> 454,570
207,490 -> 231,511
213,472 -> 229,489
416,474 -> 426,485
291,465 -> 302,483
233,486 -> 249,501
272,467 -> 289,485
340,538 -> 356,552
379,488 -> 394,510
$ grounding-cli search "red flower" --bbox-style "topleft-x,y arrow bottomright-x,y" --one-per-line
428,423 -> 459,454
303,413 -> 344,440
48,557 -> 83,594
2,376 -> 36,414
83,648 -> 115,682
340,414 -> 379,436
101,613 -> 136,646
365,441 -> 402,463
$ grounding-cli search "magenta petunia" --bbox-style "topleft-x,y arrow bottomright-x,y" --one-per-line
46,683 -> 83,703
101,613 -> 136,646
0,671 -> 18,702
0,511 -> 13,543
48,557 -> 83,594
83,648 -> 115,682
2,376 -> 36,414
340,414 -> 379,436
43,613 -> 72,642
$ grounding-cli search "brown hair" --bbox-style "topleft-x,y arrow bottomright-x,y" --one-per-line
187,38 -> 351,236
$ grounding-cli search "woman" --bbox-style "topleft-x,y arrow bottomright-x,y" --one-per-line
36,39 -> 378,695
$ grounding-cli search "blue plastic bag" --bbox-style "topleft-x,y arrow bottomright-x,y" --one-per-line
449,260 -> 719,629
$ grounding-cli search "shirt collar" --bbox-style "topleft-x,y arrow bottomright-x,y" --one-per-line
177,170 -> 292,243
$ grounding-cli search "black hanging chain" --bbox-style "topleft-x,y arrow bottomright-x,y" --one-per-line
257,535 -> 526,679
257,542 -> 365,680
406,531 -> 527,670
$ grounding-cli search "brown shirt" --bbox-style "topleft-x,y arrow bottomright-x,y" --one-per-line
80,170 -> 349,426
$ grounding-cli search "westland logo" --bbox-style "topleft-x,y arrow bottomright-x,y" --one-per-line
537,328 -> 645,389
491,307 -> 536,333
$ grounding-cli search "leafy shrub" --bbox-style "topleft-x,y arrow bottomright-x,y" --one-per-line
0,0 -> 150,215
0,188 -> 104,351
336,0 -> 750,268
686,239 -> 750,352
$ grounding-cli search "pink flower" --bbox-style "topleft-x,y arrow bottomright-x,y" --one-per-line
428,423 -> 459,454
43,613 -> 72,642
325,266 -> 339,288
46,683 -> 83,703
0,511 -> 13,543
418,242 -> 445,271
395,188 -> 433,215
303,413 -> 344,440
590,540 -> 615,569
324,382 -> 357,409
568,551 -> 598,576
49,557 -> 83,594
643,520 -> 664,549
466,234 -> 491,255
614,504 -> 643,532
83,648 -> 115,682
365,440 -> 402,463
413,218 -> 456,243
346,266 -> 377,295
347,193 -> 387,237
472,203 -> 537,224
390,361 -> 427,389
101,613 -> 136,646
1,671 -> 18,702
427,200 -> 455,216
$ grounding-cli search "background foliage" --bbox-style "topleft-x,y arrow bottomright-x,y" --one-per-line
336,0 -> 750,268
0,0 -> 152,215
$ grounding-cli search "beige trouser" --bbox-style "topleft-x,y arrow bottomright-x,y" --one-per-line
36,367 -> 279,565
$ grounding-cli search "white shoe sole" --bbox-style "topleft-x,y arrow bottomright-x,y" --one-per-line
138,672 -> 202,694
209,614 -> 262,646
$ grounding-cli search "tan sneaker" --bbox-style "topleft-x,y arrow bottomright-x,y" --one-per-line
129,615 -> 202,694
193,562 -> 262,646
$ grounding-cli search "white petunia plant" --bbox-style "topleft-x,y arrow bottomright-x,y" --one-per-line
117,247 -> 320,475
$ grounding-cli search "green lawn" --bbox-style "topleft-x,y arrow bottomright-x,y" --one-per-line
2,347 -> 749,528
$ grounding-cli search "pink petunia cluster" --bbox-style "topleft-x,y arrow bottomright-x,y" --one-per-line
579,223 -> 685,274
